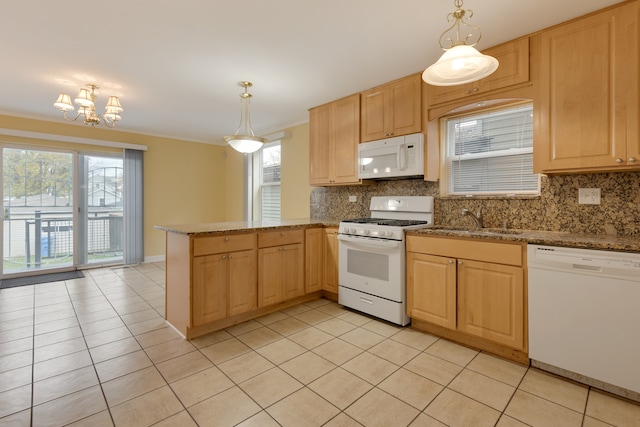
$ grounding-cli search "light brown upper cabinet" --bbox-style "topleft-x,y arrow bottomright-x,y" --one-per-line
360,73 -> 422,142
309,94 -> 362,185
427,37 -> 530,107
534,1 -> 640,173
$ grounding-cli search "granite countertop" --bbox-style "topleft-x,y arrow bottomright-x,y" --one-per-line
154,218 -> 340,235
156,219 -> 639,252
407,227 -> 640,252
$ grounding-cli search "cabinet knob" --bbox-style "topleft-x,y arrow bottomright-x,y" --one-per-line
228,254 -> 232,259
280,232 -> 285,236
224,237 -> 230,241
222,255 -> 227,259
385,132 -> 393,137
616,158 -> 624,163
473,87 -> 479,93
448,260 -> 454,264
458,260 -> 463,266
629,157 -> 637,163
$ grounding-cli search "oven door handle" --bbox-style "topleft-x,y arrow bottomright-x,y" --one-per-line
337,234 -> 400,249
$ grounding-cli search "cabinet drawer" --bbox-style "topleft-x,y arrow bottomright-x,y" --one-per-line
193,233 -> 256,256
407,235 -> 523,266
258,229 -> 304,248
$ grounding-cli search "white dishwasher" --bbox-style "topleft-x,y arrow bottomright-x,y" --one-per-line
528,244 -> 640,399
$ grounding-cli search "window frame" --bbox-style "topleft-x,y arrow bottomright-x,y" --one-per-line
252,140 -> 281,220
439,101 -> 540,197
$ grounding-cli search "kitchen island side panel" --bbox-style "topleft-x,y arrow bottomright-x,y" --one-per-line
165,232 -> 192,337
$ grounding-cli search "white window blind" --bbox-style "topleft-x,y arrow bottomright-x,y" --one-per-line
259,142 -> 281,219
443,103 -> 539,196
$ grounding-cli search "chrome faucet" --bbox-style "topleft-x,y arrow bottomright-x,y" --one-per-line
461,207 -> 484,229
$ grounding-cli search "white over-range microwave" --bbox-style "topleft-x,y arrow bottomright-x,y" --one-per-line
358,133 -> 424,179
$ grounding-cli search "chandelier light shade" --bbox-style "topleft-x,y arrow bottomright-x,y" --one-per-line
423,0 -> 499,87
53,84 -> 123,128
223,81 -> 268,154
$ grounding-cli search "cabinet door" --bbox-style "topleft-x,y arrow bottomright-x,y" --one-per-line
360,86 -> 388,141
282,243 -> 305,300
428,37 -> 529,106
457,259 -> 524,350
323,228 -> 339,294
390,74 -> 422,137
309,95 -> 360,185
305,228 -> 324,293
258,246 -> 283,307
406,252 -> 456,329
192,255 -> 227,326
332,95 -> 361,184
361,74 -> 421,142
534,2 -> 639,173
228,249 -> 257,316
309,104 -> 332,185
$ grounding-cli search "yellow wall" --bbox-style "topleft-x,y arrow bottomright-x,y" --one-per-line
281,123 -> 311,219
223,122 -> 312,221
0,115 -> 226,259
0,115 -> 311,260
224,147 -> 246,221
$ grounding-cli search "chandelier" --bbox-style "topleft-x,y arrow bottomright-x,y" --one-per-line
422,0 -> 498,86
222,81 -> 267,154
53,84 -> 123,128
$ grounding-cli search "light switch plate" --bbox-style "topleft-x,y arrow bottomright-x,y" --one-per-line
348,195 -> 357,202
578,188 -> 601,205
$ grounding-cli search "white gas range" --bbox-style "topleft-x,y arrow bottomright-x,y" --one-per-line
338,196 -> 434,325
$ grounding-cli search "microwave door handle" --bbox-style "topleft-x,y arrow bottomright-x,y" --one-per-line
398,144 -> 407,170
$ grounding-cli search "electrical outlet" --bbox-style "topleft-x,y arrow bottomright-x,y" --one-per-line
348,195 -> 357,203
578,188 -> 601,205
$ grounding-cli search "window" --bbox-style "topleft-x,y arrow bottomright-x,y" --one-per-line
441,102 -> 539,196
253,141 -> 281,219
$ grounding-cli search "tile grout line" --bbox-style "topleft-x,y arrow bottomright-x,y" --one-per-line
94,266 -> 195,426
64,271 -> 118,426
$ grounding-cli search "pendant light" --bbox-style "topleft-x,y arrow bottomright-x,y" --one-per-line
222,81 -> 268,154
423,0 -> 498,86
53,84 -> 123,127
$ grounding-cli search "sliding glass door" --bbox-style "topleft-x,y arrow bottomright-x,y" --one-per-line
2,147 -> 124,276
2,148 -> 74,274
77,153 -> 124,267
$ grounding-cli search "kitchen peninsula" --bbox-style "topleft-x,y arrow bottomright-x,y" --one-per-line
156,219 -> 338,339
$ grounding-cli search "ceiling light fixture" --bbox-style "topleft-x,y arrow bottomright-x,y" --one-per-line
423,0 -> 498,87
222,81 -> 267,154
53,84 -> 123,128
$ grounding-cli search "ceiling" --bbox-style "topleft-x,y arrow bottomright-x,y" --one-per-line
0,0 -> 622,145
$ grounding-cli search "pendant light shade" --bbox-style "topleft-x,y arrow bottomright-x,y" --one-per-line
423,0 -> 498,87
223,81 -> 268,154
225,136 -> 266,154
423,45 -> 499,86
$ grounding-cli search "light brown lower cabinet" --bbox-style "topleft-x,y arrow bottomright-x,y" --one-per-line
305,227 -> 339,298
191,234 -> 258,327
323,227 -> 339,294
406,235 -> 526,354
165,227 -> 330,339
258,230 -> 305,307
305,228 -> 324,293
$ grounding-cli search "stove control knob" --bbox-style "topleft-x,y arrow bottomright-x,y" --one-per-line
378,230 -> 387,237
362,229 -> 370,235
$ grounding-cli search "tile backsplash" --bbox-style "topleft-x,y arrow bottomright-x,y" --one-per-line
310,172 -> 640,236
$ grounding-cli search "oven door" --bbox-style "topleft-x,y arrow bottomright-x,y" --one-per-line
338,234 -> 405,302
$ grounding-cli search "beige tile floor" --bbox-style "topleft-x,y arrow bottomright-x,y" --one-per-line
1,263 -> 640,426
